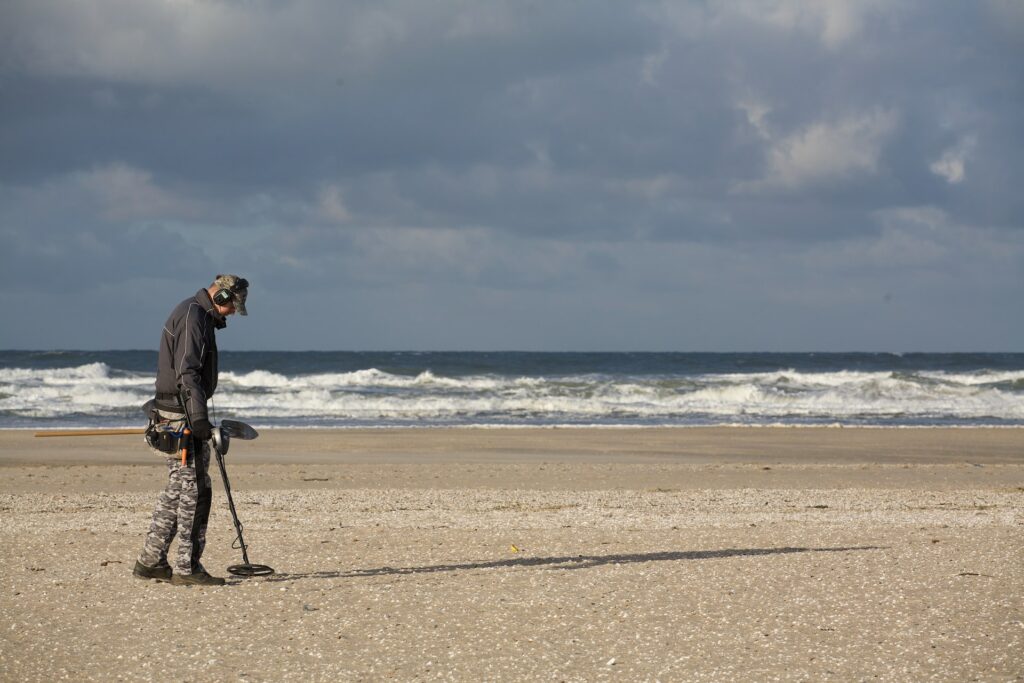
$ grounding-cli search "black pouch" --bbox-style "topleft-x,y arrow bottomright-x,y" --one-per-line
145,424 -> 185,454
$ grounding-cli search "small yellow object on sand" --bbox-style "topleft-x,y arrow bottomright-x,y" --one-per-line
510,545 -> 521,553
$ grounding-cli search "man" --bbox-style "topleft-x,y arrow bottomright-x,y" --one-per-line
133,274 -> 249,586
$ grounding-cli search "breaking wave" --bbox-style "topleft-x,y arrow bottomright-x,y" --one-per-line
2,358 -> 1022,428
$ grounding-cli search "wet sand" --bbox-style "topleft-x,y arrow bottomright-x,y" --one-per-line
1,428 -> 1022,681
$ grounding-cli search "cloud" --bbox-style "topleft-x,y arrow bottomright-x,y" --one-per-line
0,166 -> 215,293
74,163 -> 203,221
736,109 -> 898,194
317,184 -> 352,225
930,153 -> 965,185
930,134 -> 976,184
1,163 -> 202,229
720,0 -> 895,49
1,1 -> 343,87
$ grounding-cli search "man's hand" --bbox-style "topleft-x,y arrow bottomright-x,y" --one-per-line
190,418 -> 214,441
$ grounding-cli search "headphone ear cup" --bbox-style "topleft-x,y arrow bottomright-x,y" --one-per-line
213,288 -> 232,305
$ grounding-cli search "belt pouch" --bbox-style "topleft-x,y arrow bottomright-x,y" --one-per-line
145,424 -> 184,454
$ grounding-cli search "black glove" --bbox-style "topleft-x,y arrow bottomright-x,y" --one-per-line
190,417 -> 214,441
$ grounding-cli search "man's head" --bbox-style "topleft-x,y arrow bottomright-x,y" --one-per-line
209,274 -> 249,316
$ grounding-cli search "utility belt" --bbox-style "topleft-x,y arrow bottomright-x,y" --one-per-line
145,408 -> 190,455
154,392 -> 184,413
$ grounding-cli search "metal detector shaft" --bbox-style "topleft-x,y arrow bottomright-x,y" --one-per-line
213,448 -> 252,566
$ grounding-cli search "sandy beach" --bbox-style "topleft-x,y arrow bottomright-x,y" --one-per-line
1,427 -> 1022,681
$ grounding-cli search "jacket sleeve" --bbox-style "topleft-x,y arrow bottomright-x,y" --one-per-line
175,303 -> 211,424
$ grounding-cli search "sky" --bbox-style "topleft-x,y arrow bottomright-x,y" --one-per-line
1,1 -> 1022,352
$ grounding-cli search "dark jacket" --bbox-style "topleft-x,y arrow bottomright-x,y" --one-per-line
154,288 -> 226,423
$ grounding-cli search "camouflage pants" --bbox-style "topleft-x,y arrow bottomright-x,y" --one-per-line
138,413 -> 213,576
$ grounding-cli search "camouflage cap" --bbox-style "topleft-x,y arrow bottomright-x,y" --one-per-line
213,274 -> 249,316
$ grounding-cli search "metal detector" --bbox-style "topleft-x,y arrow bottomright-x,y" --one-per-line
177,393 -> 275,577
211,419 -> 274,576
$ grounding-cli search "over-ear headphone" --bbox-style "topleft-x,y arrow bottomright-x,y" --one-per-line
213,288 -> 235,306
212,277 -> 248,306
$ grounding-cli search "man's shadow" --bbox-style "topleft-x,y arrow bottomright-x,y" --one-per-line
257,546 -> 884,583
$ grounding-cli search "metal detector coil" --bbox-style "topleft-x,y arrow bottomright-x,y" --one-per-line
210,419 -> 259,457
227,561 -> 275,577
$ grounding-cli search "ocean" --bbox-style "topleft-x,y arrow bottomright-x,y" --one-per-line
1,350 -> 1022,429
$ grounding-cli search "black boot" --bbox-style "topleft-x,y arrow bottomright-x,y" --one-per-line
133,560 -> 173,582
170,571 -> 226,586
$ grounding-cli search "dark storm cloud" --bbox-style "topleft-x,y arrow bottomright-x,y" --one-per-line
1,1 -> 1022,350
